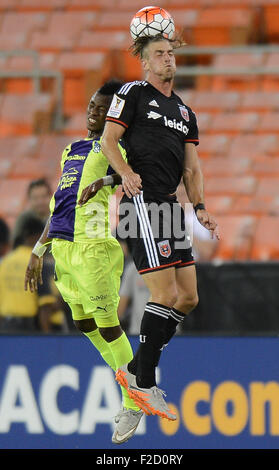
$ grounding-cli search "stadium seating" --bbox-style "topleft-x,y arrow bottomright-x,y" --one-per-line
0,93 -> 54,136
214,215 -> 257,260
251,216 -> 279,260
191,8 -> 256,46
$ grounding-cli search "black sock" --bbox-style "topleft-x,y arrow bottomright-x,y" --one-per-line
163,307 -> 185,346
128,302 -> 170,388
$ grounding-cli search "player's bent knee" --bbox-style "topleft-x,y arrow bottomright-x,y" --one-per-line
99,325 -> 123,342
178,293 -> 199,313
74,318 -> 97,333
151,290 -> 178,308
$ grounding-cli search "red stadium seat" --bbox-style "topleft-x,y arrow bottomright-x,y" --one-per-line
0,11 -> 48,34
56,52 -> 107,113
262,53 -> 279,91
197,135 -> 231,158
30,32 -> 77,52
47,11 -> 96,34
176,89 -> 195,107
205,176 -> 257,196
0,179 -> 30,217
0,156 -> 18,181
187,91 -> 241,113
10,156 -> 60,180
0,33 -> 27,50
239,91 -> 279,111
78,31 -> 132,52
231,195 -> 273,216
0,93 -> 54,136
0,11 -> 48,50
252,156 -> 279,176
35,135 -> 78,161
251,216 -> 279,260
214,215 -> 257,260
0,136 -> 38,160
57,52 -> 106,75
4,54 -> 58,94
17,0 -> 67,11
228,135 -> 279,158
256,177 -> 279,197
195,112 -> 211,133
209,112 -> 259,134
256,113 -> 279,134
192,8 -> 255,46
205,195 -> 234,215
201,156 -> 251,177
263,4 -> 279,42
211,52 -> 264,91
117,0 -> 168,9
63,113 -> 86,136
67,0 -> 117,10
0,0 -> 19,10
95,11 -> 138,31
29,11 -> 96,52
171,9 -> 198,30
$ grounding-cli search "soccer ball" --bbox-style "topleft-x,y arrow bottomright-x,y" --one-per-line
130,6 -> 175,41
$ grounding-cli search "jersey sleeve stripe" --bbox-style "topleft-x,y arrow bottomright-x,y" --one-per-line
185,139 -> 199,142
105,117 -> 128,128
118,82 -> 132,94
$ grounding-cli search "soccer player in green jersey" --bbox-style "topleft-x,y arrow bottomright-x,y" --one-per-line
24,80 -> 144,445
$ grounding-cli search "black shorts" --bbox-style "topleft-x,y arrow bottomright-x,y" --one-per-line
118,191 -> 195,275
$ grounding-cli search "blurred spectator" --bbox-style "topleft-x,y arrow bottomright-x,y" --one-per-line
0,215 -> 66,333
0,218 -> 10,261
12,178 -> 52,247
118,261 -> 150,335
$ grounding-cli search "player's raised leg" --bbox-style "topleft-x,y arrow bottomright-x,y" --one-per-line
116,267 -> 178,420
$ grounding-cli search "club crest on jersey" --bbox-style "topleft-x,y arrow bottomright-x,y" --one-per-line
93,141 -> 101,153
178,105 -> 189,122
157,240 -> 171,258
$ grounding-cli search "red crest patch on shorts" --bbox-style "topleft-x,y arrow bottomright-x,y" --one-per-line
157,240 -> 171,258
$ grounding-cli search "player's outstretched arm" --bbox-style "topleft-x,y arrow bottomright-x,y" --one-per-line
78,174 -> 122,206
24,217 -> 51,292
183,143 -> 220,240
102,122 -> 142,198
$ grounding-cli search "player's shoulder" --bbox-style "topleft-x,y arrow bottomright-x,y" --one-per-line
173,91 -> 196,114
63,137 -> 96,154
116,80 -> 148,97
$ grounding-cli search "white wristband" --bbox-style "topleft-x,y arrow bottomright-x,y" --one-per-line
32,241 -> 47,258
102,175 -> 114,186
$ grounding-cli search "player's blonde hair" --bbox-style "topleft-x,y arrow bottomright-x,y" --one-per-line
130,33 -> 186,59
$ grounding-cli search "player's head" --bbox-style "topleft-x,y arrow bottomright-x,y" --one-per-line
87,79 -> 124,135
27,178 -> 52,218
132,34 -> 177,82
13,215 -> 45,249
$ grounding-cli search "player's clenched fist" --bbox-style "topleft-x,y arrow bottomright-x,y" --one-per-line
121,169 -> 142,198
24,253 -> 43,293
78,178 -> 104,206
196,209 -> 220,240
